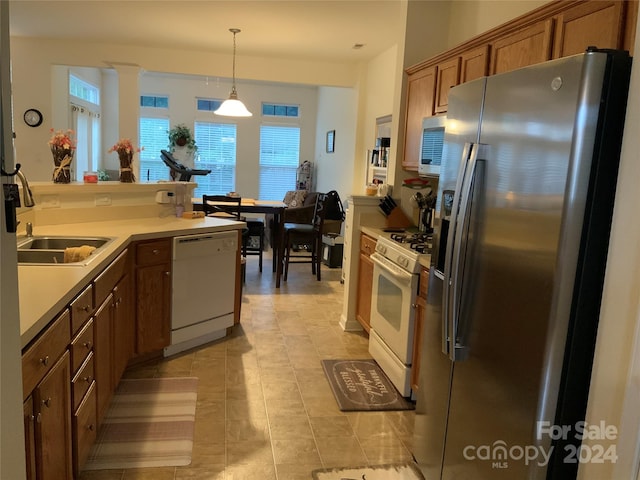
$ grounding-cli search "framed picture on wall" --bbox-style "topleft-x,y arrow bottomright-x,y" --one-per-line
326,130 -> 335,153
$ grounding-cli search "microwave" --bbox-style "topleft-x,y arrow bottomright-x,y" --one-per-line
418,114 -> 446,177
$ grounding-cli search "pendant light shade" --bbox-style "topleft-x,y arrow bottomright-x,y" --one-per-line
215,28 -> 252,117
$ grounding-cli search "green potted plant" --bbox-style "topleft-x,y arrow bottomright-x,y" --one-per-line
167,124 -> 197,153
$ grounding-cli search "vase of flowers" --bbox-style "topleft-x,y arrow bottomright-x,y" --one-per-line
49,129 -> 76,183
108,138 -> 143,183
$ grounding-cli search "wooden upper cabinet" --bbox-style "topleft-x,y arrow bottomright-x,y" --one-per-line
435,57 -> 461,114
553,1 -> 625,58
490,19 -> 553,74
461,45 -> 490,83
403,66 -> 436,170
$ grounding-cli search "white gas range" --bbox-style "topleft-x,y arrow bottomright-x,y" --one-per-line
368,231 -> 432,397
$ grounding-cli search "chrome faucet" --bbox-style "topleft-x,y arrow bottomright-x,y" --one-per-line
15,169 -> 35,207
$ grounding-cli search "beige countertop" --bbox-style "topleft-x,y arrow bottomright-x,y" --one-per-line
19,216 -> 244,348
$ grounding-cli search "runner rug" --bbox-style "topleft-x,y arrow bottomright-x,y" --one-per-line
321,359 -> 414,411
83,377 -> 198,470
312,462 -> 425,480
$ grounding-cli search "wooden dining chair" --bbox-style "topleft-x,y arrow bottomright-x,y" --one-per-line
202,194 -> 242,220
202,194 -> 265,274
278,192 -> 328,284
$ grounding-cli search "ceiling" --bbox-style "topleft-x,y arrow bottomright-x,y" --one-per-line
9,0 -> 405,63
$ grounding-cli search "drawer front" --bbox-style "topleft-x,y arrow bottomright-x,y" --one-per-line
70,318 -> 94,375
419,267 -> 429,299
70,284 -> 94,335
72,353 -> 94,412
22,309 -> 71,400
360,234 -> 377,256
73,381 -> 97,473
94,248 -> 129,306
136,239 -> 171,266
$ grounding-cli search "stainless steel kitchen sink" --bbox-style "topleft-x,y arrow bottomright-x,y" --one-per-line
17,236 -> 111,250
17,236 -> 115,265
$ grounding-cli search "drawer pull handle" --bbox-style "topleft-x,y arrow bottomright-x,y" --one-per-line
40,356 -> 49,367
152,249 -> 160,255
83,341 -> 92,350
42,398 -> 51,408
81,305 -> 91,312
88,424 -> 95,432
36,413 -> 41,424
83,376 -> 93,384
164,271 -> 170,277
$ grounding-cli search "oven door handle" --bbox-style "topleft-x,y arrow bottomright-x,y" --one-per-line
370,252 -> 415,285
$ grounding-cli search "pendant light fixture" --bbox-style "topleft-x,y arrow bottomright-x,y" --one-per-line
214,28 -> 252,117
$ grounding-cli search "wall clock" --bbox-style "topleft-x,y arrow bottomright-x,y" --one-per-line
23,108 -> 43,127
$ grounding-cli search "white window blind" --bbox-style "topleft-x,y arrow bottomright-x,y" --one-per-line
139,117 -> 171,182
193,121 -> 237,198
71,104 -> 100,181
259,125 -> 300,200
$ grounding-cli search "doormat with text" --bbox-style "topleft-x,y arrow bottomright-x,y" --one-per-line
321,359 -> 414,411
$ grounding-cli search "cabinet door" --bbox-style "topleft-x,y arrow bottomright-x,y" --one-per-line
112,273 -> 134,384
94,295 -> 113,426
356,252 -> 374,333
553,1 -> 624,58
403,66 -> 436,170
35,351 -> 72,480
460,45 -> 489,83
136,263 -> 171,354
490,19 -> 553,74
23,397 -> 37,480
435,57 -> 461,114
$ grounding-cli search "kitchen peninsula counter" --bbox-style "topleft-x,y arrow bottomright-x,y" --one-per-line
18,216 -> 244,347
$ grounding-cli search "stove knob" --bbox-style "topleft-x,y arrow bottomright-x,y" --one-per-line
378,245 -> 386,255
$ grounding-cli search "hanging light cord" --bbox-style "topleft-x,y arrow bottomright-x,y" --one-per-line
230,28 -> 240,98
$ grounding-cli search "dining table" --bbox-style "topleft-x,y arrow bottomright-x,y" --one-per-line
193,198 -> 287,275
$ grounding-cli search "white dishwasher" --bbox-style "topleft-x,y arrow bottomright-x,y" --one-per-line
164,230 -> 238,357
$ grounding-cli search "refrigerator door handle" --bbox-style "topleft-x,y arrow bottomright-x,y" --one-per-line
442,142 -> 473,356
448,143 -> 480,362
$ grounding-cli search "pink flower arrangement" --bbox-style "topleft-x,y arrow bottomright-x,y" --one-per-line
108,138 -> 143,155
49,129 -> 76,150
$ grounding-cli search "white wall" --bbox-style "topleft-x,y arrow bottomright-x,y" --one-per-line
447,1 -> 548,48
314,86 -> 358,204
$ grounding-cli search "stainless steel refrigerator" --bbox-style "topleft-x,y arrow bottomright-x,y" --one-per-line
413,49 -> 631,480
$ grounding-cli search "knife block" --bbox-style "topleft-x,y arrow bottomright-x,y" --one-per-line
386,207 -> 413,229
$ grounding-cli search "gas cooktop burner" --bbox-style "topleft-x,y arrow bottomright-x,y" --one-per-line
387,232 -> 433,255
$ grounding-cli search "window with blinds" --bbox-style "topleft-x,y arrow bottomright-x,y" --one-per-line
259,125 -> 300,200
193,121 -> 237,197
139,117 -> 171,182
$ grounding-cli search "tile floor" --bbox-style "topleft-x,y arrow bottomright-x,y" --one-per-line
79,254 -> 417,480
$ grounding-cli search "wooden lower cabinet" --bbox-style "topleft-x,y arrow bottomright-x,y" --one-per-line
72,383 -> 97,474
94,295 -> 113,426
135,239 -> 172,354
23,397 -> 37,480
356,233 -> 377,332
112,274 -> 134,384
34,352 -> 73,480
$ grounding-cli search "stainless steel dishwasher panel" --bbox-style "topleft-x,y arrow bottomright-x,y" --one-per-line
167,230 -> 238,356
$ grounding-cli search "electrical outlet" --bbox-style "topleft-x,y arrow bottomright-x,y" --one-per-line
95,194 -> 112,206
41,195 -> 60,209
